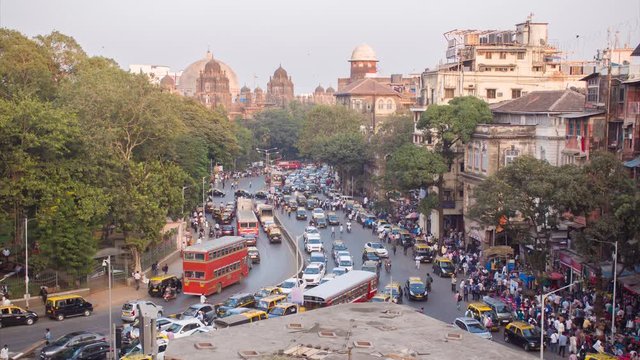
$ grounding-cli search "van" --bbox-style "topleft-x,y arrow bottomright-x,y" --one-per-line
45,295 -> 93,321
214,310 -> 268,328
255,294 -> 287,312
482,296 -> 513,325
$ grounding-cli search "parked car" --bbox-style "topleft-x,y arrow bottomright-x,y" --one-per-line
453,317 -> 492,340
121,300 -> 164,322
0,304 -> 38,328
503,321 -> 541,351
50,340 -> 110,360
40,331 -> 106,359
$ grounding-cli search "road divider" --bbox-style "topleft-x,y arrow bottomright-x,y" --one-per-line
274,212 -> 304,279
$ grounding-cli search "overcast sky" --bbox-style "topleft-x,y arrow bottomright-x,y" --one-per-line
4,0 -> 640,93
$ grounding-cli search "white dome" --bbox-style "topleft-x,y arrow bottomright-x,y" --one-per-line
350,44 -> 377,61
177,50 -> 240,99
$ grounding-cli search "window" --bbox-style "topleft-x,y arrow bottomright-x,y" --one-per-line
500,52 -> 506,59
587,78 -> 599,86
466,146 -> 473,169
587,88 -> 598,103
517,52 -> 525,60
576,120 -> 581,136
568,120 -> 574,135
481,147 -> 488,172
386,100 -> 393,110
485,52 -> 492,59
486,89 -> 496,99
619,87 -> 626,102
532,66 -> 543,72
504,148 -> 520,166
569,66 -> 584,75
378,99 -> 384,110
540,147 -> 546,161
444,88 -> 455,99
511,89 -> 522,99
459,161 -> 465,172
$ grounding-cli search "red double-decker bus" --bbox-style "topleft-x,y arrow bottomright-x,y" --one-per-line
182,236 -> 249,296
276,160 -> 302,170
302,270 -> 378,310
236,198 -> 259,236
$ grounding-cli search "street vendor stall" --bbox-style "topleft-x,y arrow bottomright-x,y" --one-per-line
482,246 -> 515,272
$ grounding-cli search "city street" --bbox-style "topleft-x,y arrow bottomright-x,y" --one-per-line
0,175 -> 297,357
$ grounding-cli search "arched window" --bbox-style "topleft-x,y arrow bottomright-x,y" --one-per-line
378,99 -> 384,110
386,99 -> 393,110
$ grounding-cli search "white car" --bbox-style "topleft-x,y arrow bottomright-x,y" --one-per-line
312,208 -> 325,219
453,317 -> 492,340
278,277 -> 306,295
332,267 -> 348,276
262,219 -> 275,231
337,255 -> 354,272
334,250 -> 350,264
376,223 -> 392,234
365,242 -> 389,258
124,317 -> 177,341
162,318 -> 212,340
303,226 -> 320,241
305,237 -> 323,253
121,300 -> 164,322
302,263 -> 325,286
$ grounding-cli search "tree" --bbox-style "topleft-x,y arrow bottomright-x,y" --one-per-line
385,143 -> 447,192
246,108 -> 303,160
297,105 -> 364,159
417,96 -> 492,243
318,132 -> 371,180
35,31 -> 87,84
372,115 -> 415,157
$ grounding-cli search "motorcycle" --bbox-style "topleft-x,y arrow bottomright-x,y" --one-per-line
384,260 -> 391,273
163,287 -> 177,302
346,223 -> 352,233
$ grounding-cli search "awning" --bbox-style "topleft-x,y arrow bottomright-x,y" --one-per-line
483,246 -> 514,259
559,110 -> 605,119
623,156 -> 640,168
558,250 -> 585,273
580,72 -> 600,81
622,78 -> 640,85
618,273 -> 640,294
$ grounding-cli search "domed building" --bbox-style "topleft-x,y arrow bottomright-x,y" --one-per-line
178,50 -> 239,105
159,74 -> 176,93
266,65 -> 294,107
349,44 -> 379,80
194,57 -> 233,110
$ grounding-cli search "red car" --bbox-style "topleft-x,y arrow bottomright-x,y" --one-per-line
221,225 -> 235,236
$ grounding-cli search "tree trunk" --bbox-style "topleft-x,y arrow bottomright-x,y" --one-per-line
130,247 -> 141,273
437,174 -> 445,247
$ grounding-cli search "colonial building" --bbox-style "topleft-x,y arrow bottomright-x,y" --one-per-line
178,51 -> 240,100
266,66 -> 294,107
418,17 -> 595,107
335,78 -> 401,131
129,64 -> 181,86
194,58 -> 233,110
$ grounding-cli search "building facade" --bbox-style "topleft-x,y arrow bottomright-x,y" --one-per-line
266,66 -> 294,107
194,58 -> 233,110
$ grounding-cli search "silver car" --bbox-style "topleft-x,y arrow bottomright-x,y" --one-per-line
121,300 -> 164,322
453,317 -> 492,340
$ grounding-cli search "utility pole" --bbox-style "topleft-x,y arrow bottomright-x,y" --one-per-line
605,28 -> 613,152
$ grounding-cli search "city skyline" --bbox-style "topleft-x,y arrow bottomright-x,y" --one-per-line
4,0 -> 640,93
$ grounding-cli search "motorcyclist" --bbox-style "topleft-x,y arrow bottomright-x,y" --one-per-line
346,221 -> 352,233
384,259 -> 392,273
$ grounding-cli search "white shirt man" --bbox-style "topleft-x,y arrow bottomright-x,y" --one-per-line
0,345 -> 9,360
200,294 -> 206,304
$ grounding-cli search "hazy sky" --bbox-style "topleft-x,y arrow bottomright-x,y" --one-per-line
4,0 -> 640,93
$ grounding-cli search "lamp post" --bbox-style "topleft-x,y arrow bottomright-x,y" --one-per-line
591,239 -> 619,344
256,147 -> 278,172
102,256 -> 114,357
539,281 -> 582,360
24,217 -> 36,309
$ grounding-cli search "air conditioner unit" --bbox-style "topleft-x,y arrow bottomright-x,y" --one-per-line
468,84 -> 475,88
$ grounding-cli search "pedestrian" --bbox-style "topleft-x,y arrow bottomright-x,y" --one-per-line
550,330 -> 559,353
558,332 -> 568,357
425,273 -> 433,292
151,262 -> 158,276
40,286 -> 48,304
451,275 -> 457,293
569,332 -> 577,355
249,181 -> 252,188
392,244 -> 397,256
0,345 -> 8,360
331,226 -> 335,239
44,328 -> 51,345
162,264 -> 169,275
415,258 -> 420,270
200,293 -> 207,304
455,292 -> 463,311
463,283 -> 469,302
133,271 -> 141,290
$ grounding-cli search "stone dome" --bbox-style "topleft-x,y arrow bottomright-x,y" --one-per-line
204,59 -> 222,74
326,86 -> 335,94
273,66 -> 288,79
314,84 -> 325,93
177,50 -> 240,98
350,44 -> 378,62
254,86 -> 263,93
160,74 -> 175,87
241,85 -> 251,93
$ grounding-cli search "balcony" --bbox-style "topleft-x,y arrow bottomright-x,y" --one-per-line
442,200 -> 456,209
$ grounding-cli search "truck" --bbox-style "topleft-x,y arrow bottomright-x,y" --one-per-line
255,203 -> 274,225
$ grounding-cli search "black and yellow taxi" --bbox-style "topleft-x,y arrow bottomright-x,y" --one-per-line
255,294 -> 287,313
503,321 -> 541,351
253,286 -> 284,301
433,257 -> 455,277
370,293 -> 391,303
413,242 -> 434,263
147,275 -> 179,297
268,303 -> 304,318
382,282 -> 403,304
404,277 -> 428,301
215,293 -> 255,317
45,294 -> 93,321
213,309 -> 268,328
0,304 -> 38,328
466,302 -> 500,332
583,354 -> 619,360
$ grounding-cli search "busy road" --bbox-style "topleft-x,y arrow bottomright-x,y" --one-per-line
0,175 -> 297,357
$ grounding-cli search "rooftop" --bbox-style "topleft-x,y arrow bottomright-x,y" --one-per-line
491,89 -> 585,114
335,78 -> 400,97
164,303 -> 533,360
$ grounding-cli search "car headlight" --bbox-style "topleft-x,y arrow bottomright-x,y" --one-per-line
409,291 -> 415,295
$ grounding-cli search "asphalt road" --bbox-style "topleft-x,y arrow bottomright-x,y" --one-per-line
0,175 -> 297,357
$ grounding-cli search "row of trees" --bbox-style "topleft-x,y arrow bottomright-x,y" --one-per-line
0,30 -> 239,276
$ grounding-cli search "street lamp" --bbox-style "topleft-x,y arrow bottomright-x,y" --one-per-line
590,239 -> 619,344
24,217 -> 37,309
256,147 -> 278,172
102,256 -> 114,357
539,281 -> 582,360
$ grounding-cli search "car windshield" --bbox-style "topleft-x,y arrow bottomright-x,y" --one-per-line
281,280 -> 296,289
409,283 -> 425,293
122,303 -> 134,310
308,238 -> 321,244
467,323 -> 487,333
165,323 -> 183,333
367,253 -> 380,260
304,267 -> 320,275
370,243 -> 383,249
333,243 -> 347,251
270,307 -> 285,316
440,262 -> 454,270
384,287 -> 399,296
333,268 -> 347,275
257,300 -> 270,310
310,256 -> 325,263
362,265 -> 377,272
249,250 -> 258,255
339,259 -> 352,267
182,306 -> 199,317
223,298 -> 239,307
256,289 -> 271,297
306,228 -> 318,234
522,328 -> 539,338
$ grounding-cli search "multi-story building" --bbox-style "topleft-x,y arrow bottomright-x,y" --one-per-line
266,66 -> 295,107
418,17 -> 595,107
129,64 -> 181,86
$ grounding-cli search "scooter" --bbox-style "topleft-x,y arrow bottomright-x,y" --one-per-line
346,223 -> 352,233
163,287 -> 177,302
384,260 -> 392,273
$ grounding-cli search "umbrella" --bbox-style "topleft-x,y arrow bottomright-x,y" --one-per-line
405,212 -> 419,220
